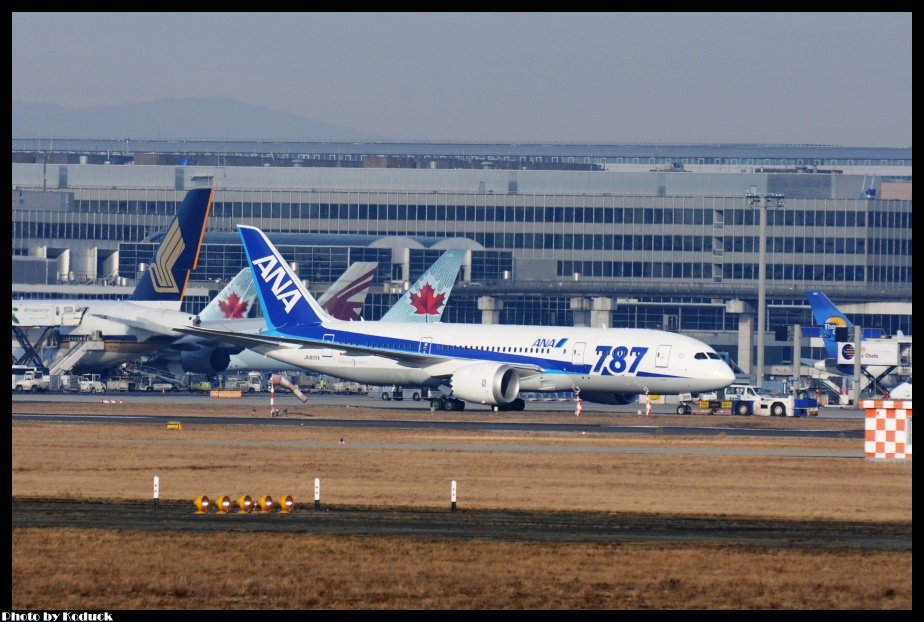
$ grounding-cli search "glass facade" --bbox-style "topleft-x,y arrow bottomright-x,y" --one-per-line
11,162 -> 912,369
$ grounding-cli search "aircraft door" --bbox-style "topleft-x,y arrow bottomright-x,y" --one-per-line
322,333 -> 335,358
572,342 -> 586,366
655,345 -> 671,368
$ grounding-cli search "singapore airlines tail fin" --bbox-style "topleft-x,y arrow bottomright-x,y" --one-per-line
129,188 -> 214,306
316,262 -> 378,321
238,225 -> 333,329
380,249 -> 465,323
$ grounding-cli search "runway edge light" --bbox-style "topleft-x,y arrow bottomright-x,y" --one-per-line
280,494 -> 295,513
216,495 -> 232,513
237,495 -> 254,513
258,495 -> 274,513
194,495 -> 210,514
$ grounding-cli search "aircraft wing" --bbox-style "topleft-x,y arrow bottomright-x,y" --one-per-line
175,324 -> 543,378
175,324 -> 440,365
89,313 -> 179,336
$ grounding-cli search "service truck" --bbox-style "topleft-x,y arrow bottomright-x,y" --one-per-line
78,374 -> 106,394
106,376 -> 139,392
56,373 -> 105,393
184,374 -> 213,394
676,384 -> 818,417
138,375 -> 176,392
12,369 -> 50,393
222,372 -> 264,393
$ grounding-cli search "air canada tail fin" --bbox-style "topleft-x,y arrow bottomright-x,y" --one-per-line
380,249 -> 466,323
198,268 -> 258,321
130,188 -> 213,305
806,290 -> 853,358
237,225 -> 333,330
317,262 -> 378,321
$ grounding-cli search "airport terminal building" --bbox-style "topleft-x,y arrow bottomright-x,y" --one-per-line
11,141 -> 912,374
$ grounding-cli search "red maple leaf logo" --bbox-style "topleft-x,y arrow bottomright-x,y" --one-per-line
409,283 -> 445,316
218,292 -> 249,319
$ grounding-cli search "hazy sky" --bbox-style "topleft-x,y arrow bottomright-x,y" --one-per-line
12,12 -> 911,146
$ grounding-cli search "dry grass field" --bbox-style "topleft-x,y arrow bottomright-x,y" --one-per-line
11,400 -> 913,609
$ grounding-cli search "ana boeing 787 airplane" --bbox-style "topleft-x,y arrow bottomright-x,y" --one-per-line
179,226 -> 735,411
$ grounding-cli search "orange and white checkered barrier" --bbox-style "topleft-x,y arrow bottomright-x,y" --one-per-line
861,399 -> 912,461
210,390 -> 242,399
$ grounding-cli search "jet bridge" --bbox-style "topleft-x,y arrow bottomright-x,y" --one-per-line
11,302 -> 89,371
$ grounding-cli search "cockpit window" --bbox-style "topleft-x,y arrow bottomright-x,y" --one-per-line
707,352 -> 721,360
694,352 -> 708,360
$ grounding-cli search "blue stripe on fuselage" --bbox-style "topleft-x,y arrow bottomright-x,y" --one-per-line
266,325 -> 686,379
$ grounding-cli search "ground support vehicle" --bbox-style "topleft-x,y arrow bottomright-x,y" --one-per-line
676,384 -> 818,417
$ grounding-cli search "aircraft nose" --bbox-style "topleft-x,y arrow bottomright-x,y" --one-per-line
717,362 -> 736,385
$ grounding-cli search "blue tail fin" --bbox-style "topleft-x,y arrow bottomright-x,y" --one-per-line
237,225 -> 332,330
380,249 -> 466,323
806,290 -> 853,358
129,188 -> 213,303
198,268 -> 258,321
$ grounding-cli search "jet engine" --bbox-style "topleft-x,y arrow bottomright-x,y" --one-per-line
578,391 -> 638,406
451,363 -> 520,405
180,347 -> 232,374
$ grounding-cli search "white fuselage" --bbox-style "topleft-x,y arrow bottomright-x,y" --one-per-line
240,320 -> 735,396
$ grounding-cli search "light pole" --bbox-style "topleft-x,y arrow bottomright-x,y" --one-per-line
746,188 -> 784,388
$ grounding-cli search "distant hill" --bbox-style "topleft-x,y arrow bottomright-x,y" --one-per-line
12,97 -> 381,141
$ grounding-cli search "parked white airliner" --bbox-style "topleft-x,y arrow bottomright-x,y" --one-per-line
11,188 -> 214,374
180,226 -> 735,411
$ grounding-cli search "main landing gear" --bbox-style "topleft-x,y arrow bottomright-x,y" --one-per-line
430,396 -> 466,411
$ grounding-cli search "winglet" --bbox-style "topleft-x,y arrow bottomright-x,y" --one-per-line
380,249 -> 466,323
129,188 -> 214,303
237,225 -> 333,329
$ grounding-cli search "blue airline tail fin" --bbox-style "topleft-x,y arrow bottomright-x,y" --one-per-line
237,225 -> 333,330
806,290 -> 853,358
380,249 -> 466,323
198,268 -> 258,322
129,188 -> 213,303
